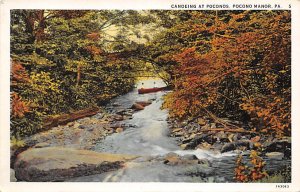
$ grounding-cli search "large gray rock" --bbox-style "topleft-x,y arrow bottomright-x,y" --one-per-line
185,133 -> 213,149
10,169 -> 17,182
14,147 -> 137,181
221,140 -> 252,153
163,152 -> 206,166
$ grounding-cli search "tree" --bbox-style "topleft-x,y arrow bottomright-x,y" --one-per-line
10,10 -> 155,137
160,10 -> 290,137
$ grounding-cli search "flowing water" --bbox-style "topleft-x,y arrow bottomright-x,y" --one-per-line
68,78 -> 290,182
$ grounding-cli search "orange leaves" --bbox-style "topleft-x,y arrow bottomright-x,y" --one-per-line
11,92 -> 30,118
234,155 -> 249,182
231,13 -> 247,21
235,150 -> 268,182
85,45 -> 103,56
162,11 -> 290,138
239,94 -> 290,137
11,61 -> 29,85
248,150 -> 268,181
86,32 -> 100,41
173,47 -> 197,64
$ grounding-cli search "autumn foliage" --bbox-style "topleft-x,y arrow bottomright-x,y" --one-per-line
163,11 -> 291,137
11,92 -> 30,118
11,61 -> 29,85
10,10 -> 138,137
235,150 -> 268,182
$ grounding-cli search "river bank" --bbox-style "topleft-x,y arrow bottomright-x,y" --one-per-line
167,116 -> 291,158
11,79 -> 291,182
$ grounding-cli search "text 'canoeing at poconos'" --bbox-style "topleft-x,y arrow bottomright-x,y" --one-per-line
170,3 -> 291,9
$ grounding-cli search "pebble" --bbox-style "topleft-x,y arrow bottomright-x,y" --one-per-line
266,152 -> 284,159
115,128 -> 124,133
197,118 -> 206,126
172,128 -> 183,133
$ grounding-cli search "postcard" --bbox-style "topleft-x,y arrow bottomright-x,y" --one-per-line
1,0 -> 300,191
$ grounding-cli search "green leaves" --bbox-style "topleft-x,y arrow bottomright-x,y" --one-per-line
10,10 -> 148,137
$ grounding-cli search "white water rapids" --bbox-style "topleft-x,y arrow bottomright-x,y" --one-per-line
67,79 -> 289,182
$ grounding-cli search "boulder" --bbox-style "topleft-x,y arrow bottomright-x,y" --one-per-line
10,140 -> 36,168
263,138 -> 291,153
78,124 -> 86,129
115,127 -> 124,133
197,118 -> 206,126
135,101 -> 152,107
163,152 -> 181,165
232,133 -> 241,142
221,140 -> 252,153
67,122 -> 75,127
185,133 -> 213,149
74,122 -> 81,129
221,143 -> 236,153
113,115 -> 124,121
14,147 -> 137,181
215,131 -> 228,142
172,128 -> 183,133
201,124 -> 210,130
181,154 -> 198,161
210,123 -> 216,129
197,142 -> 212,150
131,103 -> 144,111
181,137 -> 193,144
198,159 -> 211,166
265,152 -> 284,160
10,169 -> 17,182
180,144 -> 188,150
263,138 -> 291,159
112,102 -> 121,106
173,131 -> 185,137
92,113 -> 104,119
163,153 -> 201,165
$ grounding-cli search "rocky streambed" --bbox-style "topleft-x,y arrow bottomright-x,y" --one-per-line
11,79 -> 291,182
168,117 -> 291,158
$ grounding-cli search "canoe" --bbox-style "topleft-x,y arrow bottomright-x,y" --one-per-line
138,87 -> 165,94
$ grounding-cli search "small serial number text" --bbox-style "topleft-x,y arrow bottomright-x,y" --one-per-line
276,185 -> 289,188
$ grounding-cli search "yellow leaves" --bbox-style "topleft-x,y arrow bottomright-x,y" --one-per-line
10,136 -> 25,149
279,70 -> 287,74
30,72 -> 61,94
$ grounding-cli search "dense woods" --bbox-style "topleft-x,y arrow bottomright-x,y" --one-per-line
10,9 -> 291,183
11,9 -> 291,140
159,10 -> 291,138
11,10 -> 153,137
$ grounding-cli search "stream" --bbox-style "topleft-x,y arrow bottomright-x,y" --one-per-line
68,79 -> 290,182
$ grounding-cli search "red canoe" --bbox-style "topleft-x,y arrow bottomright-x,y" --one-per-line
138,87 -> 165,94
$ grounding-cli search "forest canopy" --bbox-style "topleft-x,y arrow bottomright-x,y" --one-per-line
11,10 -> 290,139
